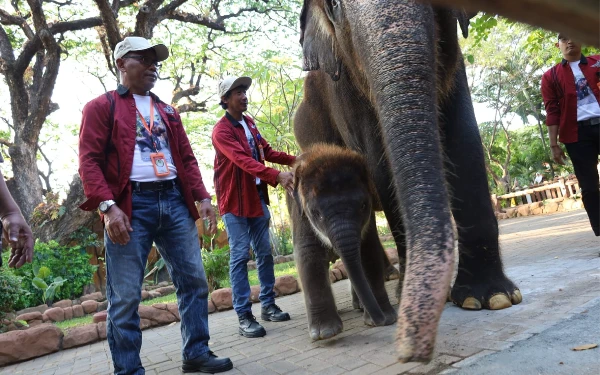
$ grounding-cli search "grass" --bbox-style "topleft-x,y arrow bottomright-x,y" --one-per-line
382,240 -> 396,249
53,261 -> 299,331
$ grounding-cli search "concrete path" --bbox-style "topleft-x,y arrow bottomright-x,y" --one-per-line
1,210 -> 598,375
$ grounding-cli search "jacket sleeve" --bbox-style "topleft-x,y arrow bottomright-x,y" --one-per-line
260,137 -> 296,166
173,111 -> 211,202
78,99 -> 115,211
541,69 -> 561,126
212,124 -> 281,186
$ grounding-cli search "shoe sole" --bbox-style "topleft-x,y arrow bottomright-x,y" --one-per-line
261,313 -> 291,322
181,361 -> 234,373
238,327 -> 266,338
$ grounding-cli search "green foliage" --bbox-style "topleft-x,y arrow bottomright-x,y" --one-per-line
271,223 -> 294,256
201,245 -> 231,292
0,268 -> 29,314
4,230 -> 99,309
31,271 -> 66,306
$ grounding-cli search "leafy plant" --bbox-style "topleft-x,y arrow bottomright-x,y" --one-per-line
31,265 -> 66,306
201,245 -> 230,292
0,268 -> 29,315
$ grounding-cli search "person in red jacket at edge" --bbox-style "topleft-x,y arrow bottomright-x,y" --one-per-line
212,76 -> 296,338
541,33 -> 600,236
78,36 -> 232,374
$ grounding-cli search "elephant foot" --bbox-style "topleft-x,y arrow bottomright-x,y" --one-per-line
451,271 -> 522,310
363,303 -> 397,326
308,313 -> 343,340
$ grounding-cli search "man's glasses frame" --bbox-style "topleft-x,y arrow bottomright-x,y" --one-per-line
122,54 -> 162,69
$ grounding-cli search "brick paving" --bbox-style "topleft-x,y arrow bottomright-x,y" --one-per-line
1,210 -> 598,375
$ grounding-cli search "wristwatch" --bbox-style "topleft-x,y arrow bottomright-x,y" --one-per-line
98,200 -> 116,213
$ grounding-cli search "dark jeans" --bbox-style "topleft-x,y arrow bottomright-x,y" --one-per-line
105,186 -> 210,374
565,124 -> 600,236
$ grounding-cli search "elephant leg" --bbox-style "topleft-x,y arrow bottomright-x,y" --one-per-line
351,286 -> 362,310
441,60 -> 522,310
293,214 -> 343,340
359,213 -> 397,326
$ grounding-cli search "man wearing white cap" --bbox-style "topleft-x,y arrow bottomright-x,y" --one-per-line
212,76 -> 296,338
78,36 -> 232,374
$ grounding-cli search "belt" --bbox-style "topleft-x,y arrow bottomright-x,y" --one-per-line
131,178 -> 179,192
578,117 -> 600,126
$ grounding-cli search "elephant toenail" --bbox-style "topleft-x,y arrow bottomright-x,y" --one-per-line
489,294 -> 512,310
511,290 -> 523,304
461,297 -> 482,310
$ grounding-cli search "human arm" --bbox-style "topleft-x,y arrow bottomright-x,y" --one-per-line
541,71 -> 566,165
547,125 -> 567,165
0,172 -> 33,268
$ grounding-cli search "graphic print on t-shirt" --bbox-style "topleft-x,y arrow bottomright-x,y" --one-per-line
569,61 -> 600,120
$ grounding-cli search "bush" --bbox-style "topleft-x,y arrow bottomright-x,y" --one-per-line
202,245 -> 230,292
0,268 -> 28,314
5,230 -> 99,308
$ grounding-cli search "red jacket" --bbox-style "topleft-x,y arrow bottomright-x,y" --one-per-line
541,54 -> 600,144
78,85 -> 211,221
212,112 -> 296,217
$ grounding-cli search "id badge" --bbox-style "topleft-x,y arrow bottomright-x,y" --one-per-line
150,152 -> 170,177
258,144 -> 265,161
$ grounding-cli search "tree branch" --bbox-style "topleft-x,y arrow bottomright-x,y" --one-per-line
166,11 -> 225,31
93,0 -> 120,50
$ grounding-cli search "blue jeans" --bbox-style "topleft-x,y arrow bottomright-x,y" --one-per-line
105,186 -> 210,375
222,192 -> 276,315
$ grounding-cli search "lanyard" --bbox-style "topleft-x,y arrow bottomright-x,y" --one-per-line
136,97 -> 158,151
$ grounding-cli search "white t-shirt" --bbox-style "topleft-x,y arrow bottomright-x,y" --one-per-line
239,118 -> 261,185
129,94 -> 178,182
569,61 -> 600,121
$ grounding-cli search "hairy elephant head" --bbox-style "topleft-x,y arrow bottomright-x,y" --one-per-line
299,0 -> 459,363
293,143 -> 388,324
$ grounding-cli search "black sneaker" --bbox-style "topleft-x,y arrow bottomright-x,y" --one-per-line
181,351 -> 233,373
261,304 -> 291,322
238,311 -> 266,338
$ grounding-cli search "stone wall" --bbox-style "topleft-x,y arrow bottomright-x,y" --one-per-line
495,197 -> 583,220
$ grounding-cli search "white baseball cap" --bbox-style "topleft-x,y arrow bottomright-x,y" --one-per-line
113,36 -> 169,62
218,76 -> 252,98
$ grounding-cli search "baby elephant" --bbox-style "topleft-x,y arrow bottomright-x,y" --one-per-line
289,143 -> 396,341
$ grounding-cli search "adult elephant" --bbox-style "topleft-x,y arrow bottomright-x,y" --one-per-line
293,0 -> 522,363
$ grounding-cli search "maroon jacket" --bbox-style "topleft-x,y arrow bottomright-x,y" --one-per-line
212,112 -> 296,217
78,85 -> 211,221
541,54 -> 600,144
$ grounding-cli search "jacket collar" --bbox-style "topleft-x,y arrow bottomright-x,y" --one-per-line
225,111 -> 252,127
561,54 -> 587,66
116,84 -> 162,103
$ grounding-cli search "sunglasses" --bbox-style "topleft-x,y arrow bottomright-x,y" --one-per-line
123,55 -> 162,69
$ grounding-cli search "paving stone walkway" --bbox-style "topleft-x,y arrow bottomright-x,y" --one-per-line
1,210 -> 598,375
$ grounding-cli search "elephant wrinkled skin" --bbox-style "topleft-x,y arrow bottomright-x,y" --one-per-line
293,0 -> 522,363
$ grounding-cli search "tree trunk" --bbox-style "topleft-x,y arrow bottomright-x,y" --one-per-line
8,142 -> 43,220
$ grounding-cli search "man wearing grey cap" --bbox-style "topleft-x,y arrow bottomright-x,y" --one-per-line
212,76 -> 295,338
78,36 -> 232,374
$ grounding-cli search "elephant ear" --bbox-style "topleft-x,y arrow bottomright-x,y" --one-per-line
292,154 -> 306,217
454,9 -> 477,38
299,0 -> 343,81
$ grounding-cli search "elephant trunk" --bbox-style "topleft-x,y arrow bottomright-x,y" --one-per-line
349,1 -> 456,363
329,224 -> 386,326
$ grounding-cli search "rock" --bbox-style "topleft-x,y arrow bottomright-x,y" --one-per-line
52,299 -> 73,309
531,207 -> 544,215
247,260 -> 257,271
63,324 -> 99,349
152,303 -> 168,310
211,288 -> 233,311
0,324 -> 63,366
93,311 -> 107,323
384,248 -> 399,265
274,276 -> 298,296
529,201 -> 543,209
543,202 -> 559,213
5,323 -> 18,332
249,285 -> 261,303
79,292 -> 103,302
97,300 -> 108,312
329,270 -> 336,284
28,320 -> 43,327
166,303 -> 180,321
139,319 -> 153,330
149,291 -> 162,299
15,311 -> 43,322
16,304 -> 48,316
208,300 -> 216,314
517,205 -> 530,217
505,208 -> 517,218
138,305 -> 177,325
562,199 -> 574,210
141,290 -> 150,300
72,305 -> 85,318
572,200 -> 583,209
2,312 -> 15,321
43,307 -> 65,322
81,300 -> 99,314
155,286 -> 176,295
63,307 -> 74,321
97,322 -> 107,339
332,260 -> 347,278
157,281 -> 170,287
497,212 -> 509,220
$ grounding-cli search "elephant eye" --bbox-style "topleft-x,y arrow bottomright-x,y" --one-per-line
325,0 -> 342,22
313,209 -> 323,222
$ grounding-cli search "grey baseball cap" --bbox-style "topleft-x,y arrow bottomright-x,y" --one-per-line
218,76 -> 252,98
113,36 -> 169,62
